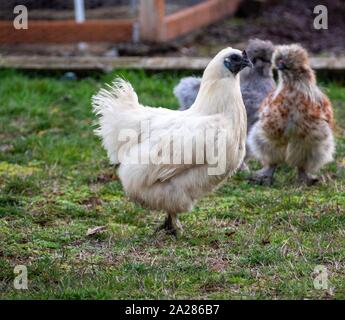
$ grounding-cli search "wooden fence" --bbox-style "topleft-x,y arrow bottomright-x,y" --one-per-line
1,55 -> 344,72
0,0 -> 241,44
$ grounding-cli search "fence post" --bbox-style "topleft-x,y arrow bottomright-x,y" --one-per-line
139,0 -> 165,42
74,0 -> 85,23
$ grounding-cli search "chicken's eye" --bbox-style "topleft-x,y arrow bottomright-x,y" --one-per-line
230,54 -> 241,62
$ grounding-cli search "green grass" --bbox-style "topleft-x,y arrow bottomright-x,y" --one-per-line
0,69 -> 344,299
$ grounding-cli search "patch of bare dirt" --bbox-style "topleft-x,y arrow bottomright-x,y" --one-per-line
193,0 -> 345,55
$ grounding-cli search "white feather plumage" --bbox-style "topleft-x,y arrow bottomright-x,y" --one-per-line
93,47 -> 247,233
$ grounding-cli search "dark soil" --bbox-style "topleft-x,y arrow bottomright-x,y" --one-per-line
191,0 -> 345,55
108,0 -> 345,56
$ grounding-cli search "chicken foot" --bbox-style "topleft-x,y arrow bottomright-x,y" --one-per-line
297,168 -> 319,186
155,213 -> 182,237
250,166 -> 276,185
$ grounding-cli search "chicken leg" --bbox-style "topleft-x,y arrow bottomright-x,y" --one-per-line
155,212 -> 182,237
297,168 -> 319,186
250,166 -> 276,185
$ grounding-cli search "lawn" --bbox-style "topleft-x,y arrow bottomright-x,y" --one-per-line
0,69 -> 344,299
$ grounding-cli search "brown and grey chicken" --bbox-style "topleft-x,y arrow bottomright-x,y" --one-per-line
248,44 -> 335,185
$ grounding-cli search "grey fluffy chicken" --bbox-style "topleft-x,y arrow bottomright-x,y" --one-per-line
174,39 -> 276,134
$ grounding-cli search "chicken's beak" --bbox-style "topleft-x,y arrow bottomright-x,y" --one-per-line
276,59 -> 287,70
241,50 -> 253,69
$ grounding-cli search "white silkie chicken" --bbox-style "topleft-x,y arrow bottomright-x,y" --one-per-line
92,47 -> 252,235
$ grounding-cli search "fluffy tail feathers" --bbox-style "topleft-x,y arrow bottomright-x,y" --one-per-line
92,78 -> 140,164
92,78 -> 139,115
